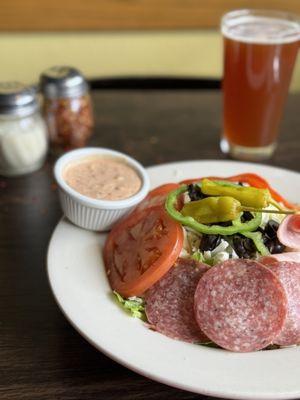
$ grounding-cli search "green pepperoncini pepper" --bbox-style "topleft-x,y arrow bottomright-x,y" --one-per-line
201,179 -> 271,209
181,196 -> 241,224
165,185 -> 262,235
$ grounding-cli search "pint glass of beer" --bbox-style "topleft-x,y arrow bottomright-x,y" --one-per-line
221,10 -> 300,161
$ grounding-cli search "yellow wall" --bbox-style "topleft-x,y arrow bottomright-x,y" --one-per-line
1,31 -> 299,91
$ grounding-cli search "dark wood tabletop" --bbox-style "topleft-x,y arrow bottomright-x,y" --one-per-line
1,89 -> 299,400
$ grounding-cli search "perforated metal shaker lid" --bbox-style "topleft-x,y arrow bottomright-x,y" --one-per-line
40,66 -> 89,98
0,82 -> 39,116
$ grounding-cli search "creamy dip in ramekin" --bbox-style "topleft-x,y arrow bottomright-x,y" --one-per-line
54,147 -> 150,231
63,155 -> 142,201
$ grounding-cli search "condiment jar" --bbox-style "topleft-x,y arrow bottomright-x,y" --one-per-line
0,82 -> 48,177
40,66 -> 94,152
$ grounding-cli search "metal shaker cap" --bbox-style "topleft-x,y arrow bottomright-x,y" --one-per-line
40,66 -> 89,98
0,82 -> 39,117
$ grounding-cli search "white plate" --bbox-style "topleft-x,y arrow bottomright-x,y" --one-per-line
47,160 -> 300,400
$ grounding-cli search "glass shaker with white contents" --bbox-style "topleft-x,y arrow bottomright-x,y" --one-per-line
0,82 -> 48,176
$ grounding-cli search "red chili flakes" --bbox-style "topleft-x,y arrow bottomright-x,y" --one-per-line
43,94 -> 94,151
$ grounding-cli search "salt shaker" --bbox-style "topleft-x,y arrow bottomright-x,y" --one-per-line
0,82 -> 48,176
40,66 -> 94,152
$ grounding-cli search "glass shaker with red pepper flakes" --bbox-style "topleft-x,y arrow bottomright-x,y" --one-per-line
40,66 -> 94,152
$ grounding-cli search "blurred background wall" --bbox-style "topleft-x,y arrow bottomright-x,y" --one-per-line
1,1 -> 299,90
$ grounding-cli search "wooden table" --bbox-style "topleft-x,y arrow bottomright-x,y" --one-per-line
1,90 -> 299,400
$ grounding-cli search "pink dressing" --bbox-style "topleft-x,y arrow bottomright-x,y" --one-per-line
64,156 -> 142,200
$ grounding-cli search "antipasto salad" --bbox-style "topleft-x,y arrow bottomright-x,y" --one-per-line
103,173 -> 300,352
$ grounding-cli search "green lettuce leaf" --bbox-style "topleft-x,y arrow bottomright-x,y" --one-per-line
191,250 -> 205,262
191,250 -> 214,266
113,291 -> 146,320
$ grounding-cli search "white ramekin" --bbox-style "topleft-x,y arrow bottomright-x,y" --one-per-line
54,147 -> 150,231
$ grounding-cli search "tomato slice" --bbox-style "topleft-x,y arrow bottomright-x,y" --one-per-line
135,183 -> 180,212
103,206 -> 184,297
225,173 -> 298,209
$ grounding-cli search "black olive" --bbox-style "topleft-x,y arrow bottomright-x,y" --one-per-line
261,234 -> 269,245
259,219 -> 285,254
241,211 -> 254,223
232,234 -> 256,259
264,220 -> 279,239
217,221 -> 233,227
187,184 -> 206,201
200,234 -> 221,251
264,237 -> 285,254
244,238 -> 255,253
272,241 -> 286,254
205,221 -> 232,227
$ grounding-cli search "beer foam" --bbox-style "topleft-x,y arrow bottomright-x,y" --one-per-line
222,14 -> 300,44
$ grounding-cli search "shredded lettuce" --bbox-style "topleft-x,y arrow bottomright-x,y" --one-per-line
260,204 -> 285,228
192,239 -> 239,266
191,250 -> 205,262
192,250 -> 215,266
113,291 -> 146,320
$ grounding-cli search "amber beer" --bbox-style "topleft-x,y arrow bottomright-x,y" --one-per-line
221,10 -> 299,160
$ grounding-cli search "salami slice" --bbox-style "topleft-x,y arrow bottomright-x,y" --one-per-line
260,260 -> 300,346
194,259 -> 287,352
145,258 -> 209,343
260,252 -> 300,264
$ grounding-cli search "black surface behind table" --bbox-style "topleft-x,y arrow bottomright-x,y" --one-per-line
0,90 -> 299,400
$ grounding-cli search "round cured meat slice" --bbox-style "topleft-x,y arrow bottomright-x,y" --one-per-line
194,259 -> 287,352
260,252 -> 300,265
145,258 -> 209,343
260,260 -> 300,346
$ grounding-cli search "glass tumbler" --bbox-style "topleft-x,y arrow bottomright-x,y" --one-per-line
220,9 -> 300,161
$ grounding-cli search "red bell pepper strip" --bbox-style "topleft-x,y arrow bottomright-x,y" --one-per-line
180,173 -> 298,210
